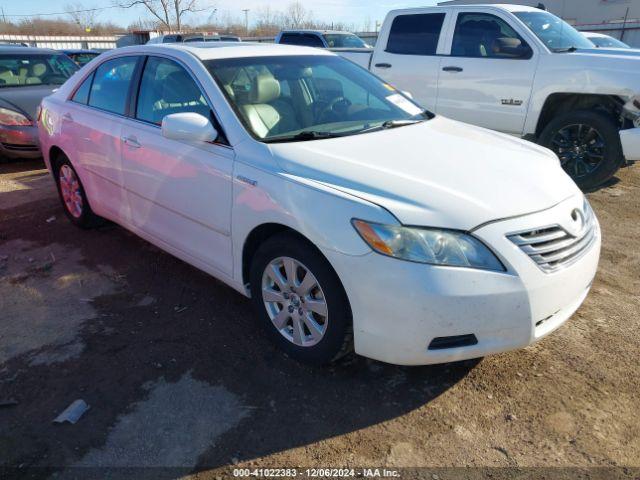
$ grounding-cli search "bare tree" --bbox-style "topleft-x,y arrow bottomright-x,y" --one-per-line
115,0 -> 210,30
285,1 -> 308,29
65,2 -> 98,31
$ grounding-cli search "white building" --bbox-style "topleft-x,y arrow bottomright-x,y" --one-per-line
438,0 -> 640,47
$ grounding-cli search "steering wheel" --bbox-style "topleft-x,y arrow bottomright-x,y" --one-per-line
318,96 -> 352,123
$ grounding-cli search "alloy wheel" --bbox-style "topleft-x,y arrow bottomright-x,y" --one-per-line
551,123 -> 605,179
59,164 -> 83,218
261,256 -> 328,347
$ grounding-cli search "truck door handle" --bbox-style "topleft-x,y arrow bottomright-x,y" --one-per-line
375,63 -> 392,69
122,136 -> 141,149
442,66 -> 463,72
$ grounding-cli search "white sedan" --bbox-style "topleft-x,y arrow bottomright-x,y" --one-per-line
38,43 -> 600,366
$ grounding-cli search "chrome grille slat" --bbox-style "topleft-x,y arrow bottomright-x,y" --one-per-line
507,201 -> 597,273
509,228 -> 567,246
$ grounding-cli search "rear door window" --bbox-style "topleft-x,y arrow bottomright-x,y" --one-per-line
88,56 -> 138,115
386,13 -> 446,55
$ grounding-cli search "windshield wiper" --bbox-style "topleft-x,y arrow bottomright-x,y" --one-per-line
263,130 -> 345,143
552,46 -> 578,53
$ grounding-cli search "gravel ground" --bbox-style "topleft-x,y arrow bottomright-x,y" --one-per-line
0,159 -> 639,479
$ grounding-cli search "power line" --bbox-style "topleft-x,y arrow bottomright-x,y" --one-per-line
1,6 -> 118,18
0,1 -> 168,18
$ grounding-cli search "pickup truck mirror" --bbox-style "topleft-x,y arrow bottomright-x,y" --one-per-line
161,112 -> 218,143
493,37 -> 533,59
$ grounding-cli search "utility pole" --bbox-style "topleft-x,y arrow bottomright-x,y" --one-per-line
242,9 -> 250,36
621,7 -> 630,43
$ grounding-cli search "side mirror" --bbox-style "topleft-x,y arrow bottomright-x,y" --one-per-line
493,37 -> 532,58
161,112 -> 218,143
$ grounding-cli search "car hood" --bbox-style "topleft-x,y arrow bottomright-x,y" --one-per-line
0,85 -> 59,120
269,116 -> 580,230
575,47 -> 640,58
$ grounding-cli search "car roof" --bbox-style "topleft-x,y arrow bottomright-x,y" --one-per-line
430,3 -> 543,12
0,46 -> 60,55
280,29 -> 355,35
583,32 -> 612,39
117,42 -> 334,60
61,49 -> 100,54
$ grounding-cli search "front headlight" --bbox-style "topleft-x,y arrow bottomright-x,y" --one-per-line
0,107 -> 32,126
352,219 -> 505,272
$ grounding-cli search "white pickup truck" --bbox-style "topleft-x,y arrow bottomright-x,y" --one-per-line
335,4 -> 640,189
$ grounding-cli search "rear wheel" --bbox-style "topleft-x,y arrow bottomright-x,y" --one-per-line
54,154 -> 103,228
539,110 -> 624,190
250,232 -> 353,365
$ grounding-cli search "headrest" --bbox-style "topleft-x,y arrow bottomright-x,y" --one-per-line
248,74 -> 280,104
31,63 -> 47,77
162,70 -> 202,103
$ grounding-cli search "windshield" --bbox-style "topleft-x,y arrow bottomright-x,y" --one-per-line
204,55 -> 429,142
0,53 -> 78,88
323,33 -> 369,48
514,11 -> 594,51
588,35 -> 630,49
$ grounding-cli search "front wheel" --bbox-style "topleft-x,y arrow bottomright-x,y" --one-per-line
250,232 -> 353,365
538,110 -> 624,190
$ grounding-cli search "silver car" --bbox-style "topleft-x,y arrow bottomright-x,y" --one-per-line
0,46 -> 78,159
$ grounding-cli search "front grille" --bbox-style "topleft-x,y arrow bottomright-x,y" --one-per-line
1,142 -> 39,152
507,200 -> 597,273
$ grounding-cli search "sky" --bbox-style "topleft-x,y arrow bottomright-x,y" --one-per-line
0,0 -> 440,30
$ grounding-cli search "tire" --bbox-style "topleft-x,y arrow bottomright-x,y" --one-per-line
249,232 -> 353,366
53,153 -> 103,228
538,110 -> 624,190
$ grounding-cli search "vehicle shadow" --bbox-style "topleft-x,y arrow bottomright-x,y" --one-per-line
0,195 -> 480,477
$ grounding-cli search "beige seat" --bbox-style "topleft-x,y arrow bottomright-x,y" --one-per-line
239,73 -> 298,138
0,66 -> 18,85
26,63 -> 47,84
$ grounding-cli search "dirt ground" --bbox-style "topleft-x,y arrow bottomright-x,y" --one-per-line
0,159 -> 639,480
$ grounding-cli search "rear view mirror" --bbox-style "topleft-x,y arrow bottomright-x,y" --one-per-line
493,37 -> 533,58
161,112 -> 218,143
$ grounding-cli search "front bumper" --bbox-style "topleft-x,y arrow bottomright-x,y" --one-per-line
324,195 -> 600,366
0,124 -> 41,159
620,127 -> 640,162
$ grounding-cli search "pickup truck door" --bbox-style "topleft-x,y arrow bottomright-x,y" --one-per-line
370,10 -> 452,112
435,8 -> 539,135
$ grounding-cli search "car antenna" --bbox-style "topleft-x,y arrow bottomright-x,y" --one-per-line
536,3 -> 547,10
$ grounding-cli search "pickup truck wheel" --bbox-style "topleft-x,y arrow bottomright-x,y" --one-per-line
250,232 -> 353,366
54,154 -> 103,228
539,110 -> 624,190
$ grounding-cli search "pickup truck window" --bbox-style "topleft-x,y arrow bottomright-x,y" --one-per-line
452,13 -> 532,59
279,33 -> 325,48
386,13 -> 445,56
204,55 -> 428,142
513,11 -> 593,51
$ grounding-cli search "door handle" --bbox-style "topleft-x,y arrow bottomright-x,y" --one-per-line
62,112 -> 73,122
442,66 -> 463,72
375,63 -> 392,69
122,136 -> 141,149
